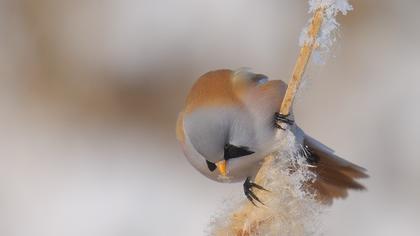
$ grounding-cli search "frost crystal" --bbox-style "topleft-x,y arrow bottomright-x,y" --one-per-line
300,0 -> 353,63
210,131 -> 325,236
209,1 -> 352,235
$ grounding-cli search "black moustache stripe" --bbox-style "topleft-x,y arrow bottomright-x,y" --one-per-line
224,144 -> 255,160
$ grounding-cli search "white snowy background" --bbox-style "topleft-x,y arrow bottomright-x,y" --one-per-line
0,0 -> 419,235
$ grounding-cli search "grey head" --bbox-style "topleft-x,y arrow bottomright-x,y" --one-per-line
183,105 -> 272,183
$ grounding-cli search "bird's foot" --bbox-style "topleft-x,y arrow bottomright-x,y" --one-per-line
274,112 -> 294,130
243,177 -> 269,206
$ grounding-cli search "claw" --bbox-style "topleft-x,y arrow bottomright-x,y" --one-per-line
246,193 -> 257,206
274,112 -> 294,124
251,182 -> 270,192
274,122 -> 286,130
243,177 -> 269,207
274,112 -> 294,130
248,190 -> 265,205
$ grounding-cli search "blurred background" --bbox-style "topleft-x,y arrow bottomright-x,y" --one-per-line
1,0 -> 419,235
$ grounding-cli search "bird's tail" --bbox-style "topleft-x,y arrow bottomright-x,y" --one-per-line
303,135 -> 368,204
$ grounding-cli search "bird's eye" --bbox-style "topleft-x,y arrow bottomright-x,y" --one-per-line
224,144 -> 255,160
206,160 -> 217,172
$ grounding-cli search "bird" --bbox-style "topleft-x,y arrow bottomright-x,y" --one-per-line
176,69 -> 367,205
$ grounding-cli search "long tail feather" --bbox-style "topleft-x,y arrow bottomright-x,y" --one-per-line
303,135 -> 368,204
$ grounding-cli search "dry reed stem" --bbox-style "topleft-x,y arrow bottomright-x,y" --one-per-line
280,7 -> 324,115
214,8 -> 324,236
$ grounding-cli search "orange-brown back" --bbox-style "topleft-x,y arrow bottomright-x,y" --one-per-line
184,69 -> 242,114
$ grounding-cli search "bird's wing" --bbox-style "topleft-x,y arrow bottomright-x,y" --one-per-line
237,79 -> 289,152
239,79 -> 288,112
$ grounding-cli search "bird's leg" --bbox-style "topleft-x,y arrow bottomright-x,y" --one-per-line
274,112 -> 294,130
243,177 -> 269,206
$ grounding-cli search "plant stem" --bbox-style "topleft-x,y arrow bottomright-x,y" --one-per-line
214,8 -> 325,236
280,7 -> 324,115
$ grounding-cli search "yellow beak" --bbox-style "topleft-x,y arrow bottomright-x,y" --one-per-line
216,160 -> 227,176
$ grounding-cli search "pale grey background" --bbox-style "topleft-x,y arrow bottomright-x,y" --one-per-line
1,0 -> 419,235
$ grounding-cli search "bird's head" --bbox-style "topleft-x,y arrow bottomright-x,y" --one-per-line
176,69 -> 270,182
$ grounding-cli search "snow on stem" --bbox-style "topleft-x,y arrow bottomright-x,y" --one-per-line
211,1 -> 352,235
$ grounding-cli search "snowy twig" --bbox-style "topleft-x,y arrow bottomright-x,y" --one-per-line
211,1 -> 352,235
280,7 -> 324,115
